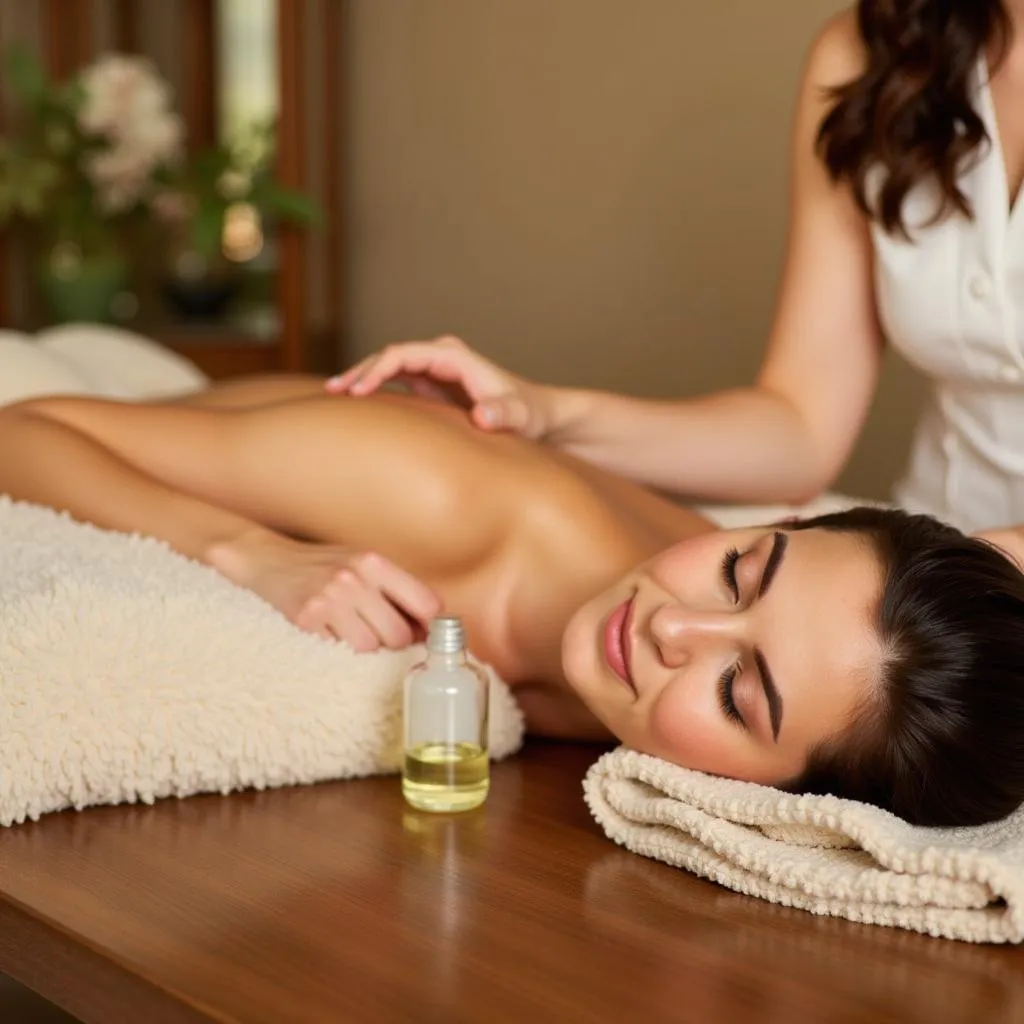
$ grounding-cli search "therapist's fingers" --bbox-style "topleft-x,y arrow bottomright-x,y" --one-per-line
325,350 -> 402,393
327,336 -> 507,405
402,375 -> 471,406
325,362 -> 368,392
325,342 -> 456,396
472,398 -> 514,431
471,395 -> 541,438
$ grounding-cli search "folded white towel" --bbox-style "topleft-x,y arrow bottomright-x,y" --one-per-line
0,497 -> 523,826
583,747 -> 1024,944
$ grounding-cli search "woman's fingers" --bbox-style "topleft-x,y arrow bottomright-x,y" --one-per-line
355,552 -> 443,632
296,594 -> 378,651
297,553 -> 443,652
349,584 -> 420,650
328,608 -> 380,653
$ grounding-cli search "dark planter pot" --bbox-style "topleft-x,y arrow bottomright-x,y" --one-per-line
162,274 -> 241,322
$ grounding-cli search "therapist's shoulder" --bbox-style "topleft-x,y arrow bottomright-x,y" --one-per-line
802,7 -> 868,97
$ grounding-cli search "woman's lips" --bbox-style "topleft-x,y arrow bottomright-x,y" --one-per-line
604,595 -> 637,694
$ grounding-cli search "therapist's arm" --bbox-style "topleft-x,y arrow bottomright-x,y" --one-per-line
331,17 -> 883,505
547,18 -> 882,503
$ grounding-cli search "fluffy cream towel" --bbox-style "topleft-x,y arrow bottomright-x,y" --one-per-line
0,497 -> 523,826
584,748 -> 1024,944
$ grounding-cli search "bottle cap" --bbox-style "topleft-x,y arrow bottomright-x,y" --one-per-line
427,615 -> 465,654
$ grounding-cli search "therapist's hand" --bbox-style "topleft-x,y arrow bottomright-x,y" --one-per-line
325,335 -> 555,440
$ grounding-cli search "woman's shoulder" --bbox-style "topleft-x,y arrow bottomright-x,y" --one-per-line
282,393 -> 522,574
803,6 -> 866,96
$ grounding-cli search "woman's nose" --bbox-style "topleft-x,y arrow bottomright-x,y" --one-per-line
649,603 -> 738,667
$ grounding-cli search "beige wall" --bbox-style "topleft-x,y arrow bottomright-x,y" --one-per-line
345,0 -> 928,500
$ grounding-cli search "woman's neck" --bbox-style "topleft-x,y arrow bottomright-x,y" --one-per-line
1006,0 -> 1024,25
998,1 -> 1024,55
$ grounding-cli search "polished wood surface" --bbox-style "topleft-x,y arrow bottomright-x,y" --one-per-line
1,740 -> 1023,1024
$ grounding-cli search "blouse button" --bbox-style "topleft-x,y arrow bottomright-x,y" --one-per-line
969,272 -> 992,300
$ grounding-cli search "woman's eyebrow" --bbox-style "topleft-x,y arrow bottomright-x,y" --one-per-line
758,532 -> 789,598
754,531 -> 789,742
752,648 -> 783,742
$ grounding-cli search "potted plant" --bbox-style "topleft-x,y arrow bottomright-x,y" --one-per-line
0,47 -> 184,323
153,120 -> 321,322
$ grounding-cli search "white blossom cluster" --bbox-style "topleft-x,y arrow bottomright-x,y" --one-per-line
76,54 -> 184,212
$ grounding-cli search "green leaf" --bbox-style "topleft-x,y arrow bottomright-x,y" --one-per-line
4,46 -> 47,106
0,147 -> 60,222
189,198 -> 226,258
262,183 -> 322,226
59,80 -> 86,113
192,146 -> 233,187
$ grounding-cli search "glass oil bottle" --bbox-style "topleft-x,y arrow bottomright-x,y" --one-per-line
402,616 -> 490,812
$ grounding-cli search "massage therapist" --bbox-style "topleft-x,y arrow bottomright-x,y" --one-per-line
329,1 -> 1024,566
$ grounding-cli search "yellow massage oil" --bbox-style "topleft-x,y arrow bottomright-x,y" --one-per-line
402,616 -> 490,813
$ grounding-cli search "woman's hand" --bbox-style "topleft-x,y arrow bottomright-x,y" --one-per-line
325,335 -> 555,440
208,529 -> 442,652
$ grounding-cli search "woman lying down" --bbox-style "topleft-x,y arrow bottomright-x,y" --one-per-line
2,375 -> 1022,828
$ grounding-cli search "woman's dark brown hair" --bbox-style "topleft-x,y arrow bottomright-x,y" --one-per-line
816,1 -> 1011,236
786,507 -> 1024,827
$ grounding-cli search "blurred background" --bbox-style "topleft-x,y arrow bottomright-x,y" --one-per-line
0,0 -> 926,500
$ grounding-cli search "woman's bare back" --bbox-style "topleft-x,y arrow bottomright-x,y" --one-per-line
184,381 -> 716,690
5,377 -> 714,734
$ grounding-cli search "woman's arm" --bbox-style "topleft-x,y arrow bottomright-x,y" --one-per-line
0,402 -> 259,561
0,397 -> 447,648
330,13 -> 880,504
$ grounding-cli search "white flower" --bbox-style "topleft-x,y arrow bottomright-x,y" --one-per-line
78,55 -> 175,142
85,148 -> 152,211
133,113 -> 185,166
77,53 -> 185,210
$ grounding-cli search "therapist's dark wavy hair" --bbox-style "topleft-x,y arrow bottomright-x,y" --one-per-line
816,0 -> 1011,237
782,506 -> 1024,827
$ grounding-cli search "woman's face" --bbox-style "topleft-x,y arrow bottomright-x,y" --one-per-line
561,526 -> 886,784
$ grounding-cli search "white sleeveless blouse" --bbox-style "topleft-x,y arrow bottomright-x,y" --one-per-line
872,59 -> 1024,534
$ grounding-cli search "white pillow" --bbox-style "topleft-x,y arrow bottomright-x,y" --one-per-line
0,331 -> 94,406
36,324 -> 209,400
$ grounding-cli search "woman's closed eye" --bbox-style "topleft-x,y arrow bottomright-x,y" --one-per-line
718,663 -> 745,727
720,546 -> 741,603
714,531 -> 789,741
